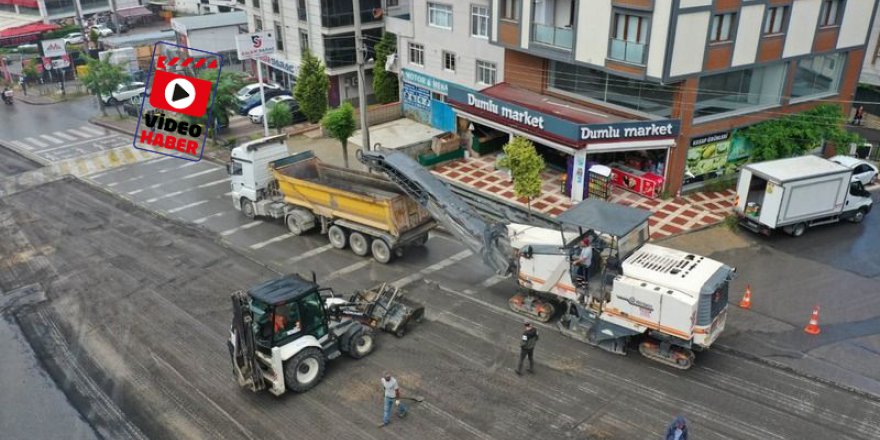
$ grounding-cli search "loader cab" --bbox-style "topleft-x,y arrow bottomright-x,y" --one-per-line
247,274 -> 330,350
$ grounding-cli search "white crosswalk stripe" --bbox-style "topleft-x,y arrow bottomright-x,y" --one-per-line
52,131 -> 78,141
220,221 -> 264,236
24,137 -> 48,148
249,233 -> 296,250
66,128 -> 92,138
11,140 -> 33,150
80,125 -> 105,135
40,134 -> 63,144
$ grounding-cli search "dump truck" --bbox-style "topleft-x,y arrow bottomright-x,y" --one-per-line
358,149 -> 736,369
734,155 -> 873,236
227,135 -> 437,263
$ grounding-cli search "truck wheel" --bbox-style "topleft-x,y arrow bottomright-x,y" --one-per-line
286,215 -> 303,235
790,223 -> 806,237
371,239 -> 393,264
851,208 -> 867,223
241,199 -> 255,219
283,347 -> 326,393
346,327 -> 375,359
349,232 -> 370,256
328,225 -> 347,249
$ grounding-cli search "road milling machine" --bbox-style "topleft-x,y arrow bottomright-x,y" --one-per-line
357,150 -> 737,369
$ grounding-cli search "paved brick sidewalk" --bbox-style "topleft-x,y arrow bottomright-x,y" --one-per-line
432,155 -> 735,240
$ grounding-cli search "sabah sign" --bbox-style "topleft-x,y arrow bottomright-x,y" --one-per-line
235,31 -> 275,60
133,41 -> 224,162
41,39 -> 67,58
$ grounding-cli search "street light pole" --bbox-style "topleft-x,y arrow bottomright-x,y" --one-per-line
352,0 -> 370,151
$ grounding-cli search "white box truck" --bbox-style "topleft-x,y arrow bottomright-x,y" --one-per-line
734,155 -> 873,236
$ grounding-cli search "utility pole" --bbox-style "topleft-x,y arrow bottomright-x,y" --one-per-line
108,0 -> 120,34
352,0 -> 370,151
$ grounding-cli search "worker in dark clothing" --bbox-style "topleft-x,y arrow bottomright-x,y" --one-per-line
664,415 -> 689,440
515,322 -> 539,375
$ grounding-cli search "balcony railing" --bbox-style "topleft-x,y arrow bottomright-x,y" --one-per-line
531,23 -> 572,49
609,39 -> 646,65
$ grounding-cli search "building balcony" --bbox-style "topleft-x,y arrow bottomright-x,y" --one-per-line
531,23 -> 572,50
609,39 -> 646,65
384,0 -> 413,37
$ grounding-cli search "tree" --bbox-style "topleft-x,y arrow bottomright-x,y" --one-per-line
80,56 -> 128,116
498,137 -> 545,216
267,102 -> 293,135
372,32 -> 399,104
22,61 -> 38,83
89,28 -> 99,45
294,50 -> 329,123
321,102 -> 357,168
187,70 -> 246,142
740,104 -> 863,161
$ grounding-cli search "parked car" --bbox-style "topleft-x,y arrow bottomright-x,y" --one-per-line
89,25 -> 114,37
829,155 -> 879,186
102,82 -> 147,105
64,32 -> 86,45
237,89 -> 291,115
235,82 -> 281,103
248,95 -> 307,125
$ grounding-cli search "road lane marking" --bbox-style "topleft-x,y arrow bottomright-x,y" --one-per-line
249,233 -> 296,250
24,137 -> 48,148
197,178 -> 228,188
10,140 -> 33,150
40,134 -> 63,144
193,212 -> 226,224
81,125 -> 106,136
146,190 -> 184,203
220,221 -> 264,236
325,260 -> 372,280
285,244 -> 333,264
182,168 -> 222,179
127,189 -> 144,195
66,128 -> 93,138
33,134 -> 122,153
480,275 -> 507,288
177,161 -> 200,169
391,250 -> 474,288
168,200 -> 209,213
53,131 -> 77,141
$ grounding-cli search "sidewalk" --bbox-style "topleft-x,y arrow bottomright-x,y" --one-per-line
432,155 -> 733,240
13,82 -> 87,105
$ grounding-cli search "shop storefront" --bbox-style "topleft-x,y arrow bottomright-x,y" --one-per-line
682,131 -> 755,190
264,53 -> 298,89
446,83 -> 681,200
401,68 -> 459,132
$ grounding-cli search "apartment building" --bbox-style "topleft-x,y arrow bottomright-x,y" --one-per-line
242,0 -> 383,106
437,0 -> 877,198
385,0 -> 505,131
0,0 -> 140,26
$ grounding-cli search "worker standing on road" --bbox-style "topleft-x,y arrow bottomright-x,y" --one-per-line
515,322 -> 539,375
664,415 -> 689,440
380,372 -> 407,427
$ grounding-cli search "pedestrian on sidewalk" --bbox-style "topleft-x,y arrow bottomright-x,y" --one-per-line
515,321 -> 539,375
664,415 -> 689,440
380,372 -> 407,427
18,76 -> 26,96
852,105 -> 865,126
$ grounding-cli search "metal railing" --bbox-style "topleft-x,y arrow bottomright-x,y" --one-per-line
609,39 -> 645,64
531,23 -> 573,49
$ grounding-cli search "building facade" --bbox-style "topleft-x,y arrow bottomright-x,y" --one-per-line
385,0 -> 505,131
0,0 -> 139,26
241,0 -> 383,106
861,5 -> 880,85
439,0 -> 879,198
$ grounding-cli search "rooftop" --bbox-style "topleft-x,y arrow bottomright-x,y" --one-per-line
171,11 -> 247,31
249,274 -> 317,305
102,30 -> 175,47
481,83 -> 624,125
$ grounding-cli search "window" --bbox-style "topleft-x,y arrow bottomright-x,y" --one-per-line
710,13 -> 736,42
298,0 -> 306,21
252,0 -> 259,8
272,0 -> 279,13
299,30 -> 309,53
476,60 -> 496,85
443,51 -> 456,72
409,42 -> 424,66
790,53 -> 845,100
428,3 -> 453,29
500,0 -> 520,20
548,61 -> 676,117
254,17 -> 262,31
694,63 -> 787,119
387,0 -> 398,5
763,6 -> 787,34
471,5 -> 489,38
275,23 -> 284,51
610,12 -> 648,64
819,0 -> 841,27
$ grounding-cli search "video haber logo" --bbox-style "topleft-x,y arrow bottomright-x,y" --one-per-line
149,69 -> 212,118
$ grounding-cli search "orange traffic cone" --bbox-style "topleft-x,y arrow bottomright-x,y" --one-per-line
804,306 -> 821,335
739,285 -> 753,310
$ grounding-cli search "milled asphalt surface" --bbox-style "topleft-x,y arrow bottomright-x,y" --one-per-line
0,147 -> 40,177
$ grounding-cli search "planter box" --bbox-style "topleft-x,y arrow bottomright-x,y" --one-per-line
472,132 -> 506,155
432,132 -> 460,155
418,148 -> 464,167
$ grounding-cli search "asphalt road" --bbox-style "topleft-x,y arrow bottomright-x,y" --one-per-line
0,160 -> 877,439
0,147 -> 40,177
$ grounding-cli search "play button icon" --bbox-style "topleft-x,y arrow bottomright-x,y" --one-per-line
164,78 -> 196,110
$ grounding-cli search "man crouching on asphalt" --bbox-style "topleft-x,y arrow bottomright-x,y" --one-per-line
380,372 -> 407,427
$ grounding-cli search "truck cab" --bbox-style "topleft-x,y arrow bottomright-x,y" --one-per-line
227,134 -> 289,218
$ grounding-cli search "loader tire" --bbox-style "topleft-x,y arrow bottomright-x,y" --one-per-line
346,327 -> 376,359
284,348 -> 326,393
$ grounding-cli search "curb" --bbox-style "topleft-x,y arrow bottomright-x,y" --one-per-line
14,97 -> 59,106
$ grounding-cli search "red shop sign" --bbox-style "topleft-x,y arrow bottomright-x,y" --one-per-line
610,168 -> 663,199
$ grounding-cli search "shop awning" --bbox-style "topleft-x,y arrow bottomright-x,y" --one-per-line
0,0 -> 39,8
116,6 -> 153,18
481,83 -> 621,125
557,199 -> 653,237
0,22 -> 58,38
452,108 -> 578,155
